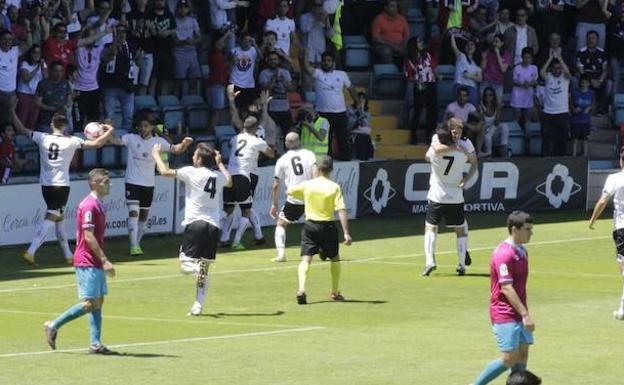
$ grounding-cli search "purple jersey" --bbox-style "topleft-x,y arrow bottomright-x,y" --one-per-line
489,241 -> 529,323
74,194 -> 106,268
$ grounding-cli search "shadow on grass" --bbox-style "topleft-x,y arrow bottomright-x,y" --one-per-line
201,310 -> 286,318
306,299 -> 388,305
114,352 -> 181,358
0,270 -> 74,281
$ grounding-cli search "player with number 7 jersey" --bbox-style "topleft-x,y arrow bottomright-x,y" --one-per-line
12,112 -> 114,267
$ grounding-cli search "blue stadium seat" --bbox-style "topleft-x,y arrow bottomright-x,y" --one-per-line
22,148 -> 39,172
408,18 -> 426,41
590,160 -> 616,169
616,108 -> 624,126
101,146 -> 117,167
158,94 -> 181,108
163,108 -> 185,131
14,134 -> 31,149
436,79 -> 455,107
181,94 -> 206,106
343,35 -> 371,69
615,93 -> 624,106
505,121 -> 525,156
83,148 -> 98,168
372,64 -> 404,97
134,95 -> 158,113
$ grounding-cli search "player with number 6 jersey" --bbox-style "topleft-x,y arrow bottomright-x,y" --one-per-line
422,118 -> 478,277
220,116 -> 275,249
12,113 -> 114,267
152,142 -> 233,316
270,132 -> 317,262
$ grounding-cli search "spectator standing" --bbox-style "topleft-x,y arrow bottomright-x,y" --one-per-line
511,47 -> 538,152
0,123 -> 22,184
264,0 -> 297,56
0,30 -> 30,126
207,31 -> 233,131
444,86 -> 484,151
575,30 -> 611,114
535,32 -> 567,68
575,0 -> 609,50
504,8 -> 539,67
469,5 -> 497,43
43,22 -> 107,73
17,44 -> 46,131
301,51 -> 358,161
148,0 -> 176,96
259,50 -> 294,143
490,7 -> 515,42
299,0 -> 335,67
85,0 -> 116,47
173,0 -> 201,97
451,33 -> 482,107
608,7 -> 624,105
481,34 -> 511,99
570,74 -> 595,156
405,36 -> 438,144
371,0 -> 409,64
479,86 -> 510,157
230,31 -> 261,110
100,25 -> 142,132
128,0 -> 155,95
74,26 -> 104,128
540,53 -> 572,156
36,61 -> 72,132
208,0 -> 249,33
259,30 -> 291,70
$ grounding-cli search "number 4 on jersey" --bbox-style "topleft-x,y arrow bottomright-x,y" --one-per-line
203,177 -> 217,198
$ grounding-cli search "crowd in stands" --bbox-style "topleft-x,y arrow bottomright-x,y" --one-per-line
0,0 -> 623,183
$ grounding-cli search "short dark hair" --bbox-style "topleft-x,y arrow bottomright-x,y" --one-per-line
579,73 -> 591,83
51,113 -> 68,130
0,123 -> 12,136
506,370 -> 541,385
456,86 -> 469,96
321,51 -> 335,61
0,29 -> 12,38
586,29 -> 599,39
316,155 -> 333,174
49,61 -> 64,71
264,30 -> 278,39
54,22 -> 68,31
521,47 -> 533,57
435,124 -> 453,146
196,142 -> 216,168
507,210 -> 533,234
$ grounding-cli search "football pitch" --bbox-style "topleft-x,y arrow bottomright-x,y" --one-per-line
0,210 -> 622,385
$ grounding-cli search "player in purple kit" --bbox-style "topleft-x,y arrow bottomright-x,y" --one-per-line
43,168 -> 118,355
470,211 -> 535,385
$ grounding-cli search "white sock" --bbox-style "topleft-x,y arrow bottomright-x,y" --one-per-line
619,284 -> 624,314
55,220 -> 73,259
275,225 -> 286,258
196,276 -> 210,305
128,216 -> 139,248
457,236 -> 467,267
27,219 -> 55,255
138,220 -> 148,243
424,229 -> 437,267
249,209 -> 264,240
233,217 -> 250,244
220,213 -> 234,242
180,254 -> 198,275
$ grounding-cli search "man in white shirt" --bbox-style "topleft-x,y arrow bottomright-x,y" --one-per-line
301,50 -> 359,161
209,0 -> 249,31
152,142 -> 233,316
422,118 -> 478,277
109,112 -> 193,255
230,32 -> 261,110
270,132 -> 317,262
13,114 -> 113,266
0,29 -> 30,125
264,0 -> 298,56
539,51 -> 571,156
589,146 -> 624,320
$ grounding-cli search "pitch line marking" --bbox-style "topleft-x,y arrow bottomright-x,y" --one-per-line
0,326 -> 326,358
0,235 -> 610,293
0,308 -> 311,329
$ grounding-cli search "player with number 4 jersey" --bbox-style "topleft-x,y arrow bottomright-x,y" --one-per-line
422,118 -> 478,277
12,113 -> 114,267
220,116 -> 275,249
270,133 -> 317,262
152,142 -> 233,316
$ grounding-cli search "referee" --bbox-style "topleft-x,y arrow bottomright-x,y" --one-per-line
287,156 -> 353,305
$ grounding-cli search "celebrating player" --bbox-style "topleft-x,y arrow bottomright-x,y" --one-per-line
220,115 -> 275,249
14,113 -> 113,266
270,132 -> 316,262
470,211 -> 535,385
44,168 -> 118,354
109,112 -> 193,256
287,156 -> 352,304
589,146 -> 624,319
422,118 -> 478,277
152,142 -> 232,316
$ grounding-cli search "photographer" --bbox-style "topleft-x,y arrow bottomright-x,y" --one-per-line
296,104 -> 330,160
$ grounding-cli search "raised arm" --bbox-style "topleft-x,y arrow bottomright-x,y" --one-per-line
169,136 -> 194,154
450,33 -> 462,61
226,84 -> 244,130
151,143 -> 177,178
215,151 -> 233,188
298,46 -> 315,77
82,124 -> 115,149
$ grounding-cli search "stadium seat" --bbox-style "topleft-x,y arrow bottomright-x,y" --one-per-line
406,7 -> 423,19
14,134 -> 31,149
134,95 -> 158,113
590,160 -> 616,169
436,78 -> 455,107
187,105 -> 210,132
158,94 -> 181,108
505,121 -> 525,156
162,108 -> 185,132
343,35 -> 371,69
83,148 -> 98,168
501,106 -> 515,122
615,93 -> 624,106
372,64 -> 404,97
21,147 -> 39,173
101,146 -> 117,167
408,17 -> 426,42
181,94 -> 206,106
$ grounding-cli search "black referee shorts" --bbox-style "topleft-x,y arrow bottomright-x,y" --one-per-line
180,220 -> 221,260
300,220 -> 339,259
41,186 -> 70,212
425,201 -> 465,227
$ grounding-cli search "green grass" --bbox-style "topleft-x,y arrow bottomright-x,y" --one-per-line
0,210 -> 622,385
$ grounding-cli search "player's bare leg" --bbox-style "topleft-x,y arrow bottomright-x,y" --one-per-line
24,211 -> 61,266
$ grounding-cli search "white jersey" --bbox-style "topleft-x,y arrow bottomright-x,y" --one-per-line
122,134 -> 171,187
176,166 -> 227,228
274,148 -> 316,204
32,132 -> 84,186
602,171 -> 624,230
227,132 -> 269,178
426,135 -> 475,204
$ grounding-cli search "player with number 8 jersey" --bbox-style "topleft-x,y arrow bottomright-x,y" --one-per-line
11,112 -> 114,267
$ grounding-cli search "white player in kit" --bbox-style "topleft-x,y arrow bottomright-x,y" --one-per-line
152,142 -> 233,316
109,113 -> 193,256
270,132 -> 317,262
422,118 -> 478,277
13,113 -> 114,266
220,116 -> 275,249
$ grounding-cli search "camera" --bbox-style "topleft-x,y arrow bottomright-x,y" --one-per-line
220,21 -> 239,34
295,109 -> 312,125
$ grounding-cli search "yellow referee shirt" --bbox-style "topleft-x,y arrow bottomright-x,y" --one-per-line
287,176 -> 346,221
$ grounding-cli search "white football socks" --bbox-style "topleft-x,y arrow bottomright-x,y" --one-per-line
196,276 -> 210,305
128,216 -> 139,248
220,213 -> 234,243
27,219 -> 54,255
55,220 -> 73,260
233,217 -> 250,245
424,229 -> 437,267
138,220 -> 147,243
249,209 -> 264,240
457,236 -> 467,267
275,225 -> 286,259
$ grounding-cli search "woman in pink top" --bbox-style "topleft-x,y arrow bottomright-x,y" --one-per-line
480,34 -> 511,101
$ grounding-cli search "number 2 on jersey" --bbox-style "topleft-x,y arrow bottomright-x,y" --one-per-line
235,139 -> 247,157
291,156 -> 303,176
442,155 -> 455,176
48,143 -> 60,160
203,176 -> 217,198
